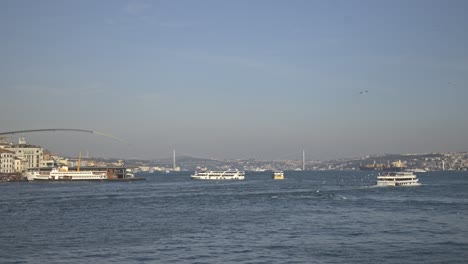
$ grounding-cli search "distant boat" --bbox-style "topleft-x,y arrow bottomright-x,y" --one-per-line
377,171 -> 421,187
191,170 -> 245,180
272,171 -> 284,180
126,168 -> 135,178
405,168 -> 427,173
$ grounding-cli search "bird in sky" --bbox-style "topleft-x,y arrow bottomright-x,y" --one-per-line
359,90 -> 369,95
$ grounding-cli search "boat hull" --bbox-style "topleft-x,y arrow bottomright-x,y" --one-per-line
376,171 -> 421,187
377,181 -> 421,187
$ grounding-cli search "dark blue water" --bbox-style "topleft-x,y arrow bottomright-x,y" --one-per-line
1,171 -> 467,263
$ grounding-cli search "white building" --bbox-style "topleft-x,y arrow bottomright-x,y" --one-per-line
14,157 -> 23,173
40,159 -> 56,168
3,137 -> 44,171
0,148 -> 15,174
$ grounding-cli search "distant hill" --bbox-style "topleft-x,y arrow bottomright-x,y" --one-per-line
70,152 -> 467,171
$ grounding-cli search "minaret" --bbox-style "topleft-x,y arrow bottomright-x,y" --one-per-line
19,137 -> 27,145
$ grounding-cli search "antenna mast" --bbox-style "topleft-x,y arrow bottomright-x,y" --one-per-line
173,149 -> 176,171
302,150 -> 305,171
77,152 -> 82,172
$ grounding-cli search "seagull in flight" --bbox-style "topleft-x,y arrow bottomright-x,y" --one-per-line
359,90 -> 368,95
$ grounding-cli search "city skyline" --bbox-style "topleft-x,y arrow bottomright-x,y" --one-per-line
1,0 -> 468,160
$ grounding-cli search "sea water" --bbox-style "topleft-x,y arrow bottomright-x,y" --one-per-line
1,171 -> 467,263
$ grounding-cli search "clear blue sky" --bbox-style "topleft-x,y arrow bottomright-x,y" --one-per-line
1,0 -> 467,160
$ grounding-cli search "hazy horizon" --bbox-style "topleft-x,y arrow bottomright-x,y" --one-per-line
1,0 -> 468,160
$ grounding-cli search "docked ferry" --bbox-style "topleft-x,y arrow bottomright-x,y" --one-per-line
191,170 -> 245,180
376,171 -> 421,187
26,166 -> 107,181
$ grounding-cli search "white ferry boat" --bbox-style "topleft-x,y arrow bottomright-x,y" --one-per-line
272,171 -> 284,180
26,166 -> 107,181
377,171 -> 421,187
191,170 -> 245,180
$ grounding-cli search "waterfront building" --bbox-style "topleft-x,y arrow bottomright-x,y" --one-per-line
0,148 -> 15,174
40,151 -> 56,168
40,158 -> 56,168
14,157 -> 23,173
3,137 -> 44,170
